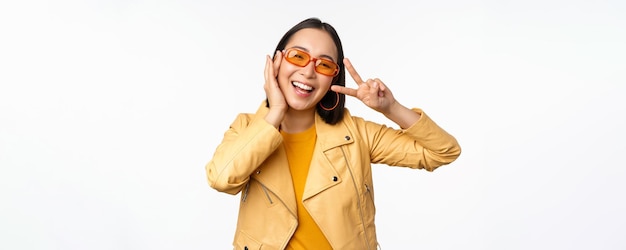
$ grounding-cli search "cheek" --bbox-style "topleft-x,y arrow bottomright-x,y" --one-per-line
319,77 -> 334,90
276,64 -> 296,84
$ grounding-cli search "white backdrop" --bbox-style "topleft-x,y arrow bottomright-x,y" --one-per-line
1,0 -> 625,249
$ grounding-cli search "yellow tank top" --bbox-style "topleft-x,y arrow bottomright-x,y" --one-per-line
281,125 -> 333,250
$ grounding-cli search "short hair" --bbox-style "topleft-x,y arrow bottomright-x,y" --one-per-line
266,17 -> 346,125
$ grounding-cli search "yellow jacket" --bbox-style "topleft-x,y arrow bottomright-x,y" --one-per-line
206,102 -> 461,250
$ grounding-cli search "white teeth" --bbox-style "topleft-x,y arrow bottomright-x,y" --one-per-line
292,81 -> 313,91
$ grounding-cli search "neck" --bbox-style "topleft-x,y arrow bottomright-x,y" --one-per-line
280,108 -> 315,133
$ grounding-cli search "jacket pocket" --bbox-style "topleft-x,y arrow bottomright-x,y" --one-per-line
234,230 -> 262,250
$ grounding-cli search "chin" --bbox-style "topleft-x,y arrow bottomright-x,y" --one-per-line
287,101 -> 316,111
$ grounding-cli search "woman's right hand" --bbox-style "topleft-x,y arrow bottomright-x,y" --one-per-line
263,51 -> 286,128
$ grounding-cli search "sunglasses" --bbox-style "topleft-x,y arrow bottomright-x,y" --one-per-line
283,48 -> 339,77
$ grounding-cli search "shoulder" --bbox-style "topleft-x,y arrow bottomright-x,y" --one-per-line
232,112 -> 255,123
340,108 -> 380,128
229,101 -> 270,127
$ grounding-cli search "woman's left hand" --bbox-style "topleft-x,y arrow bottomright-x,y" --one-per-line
331,58 -> 397,115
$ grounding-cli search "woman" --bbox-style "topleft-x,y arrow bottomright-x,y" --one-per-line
206,17 -> 461,250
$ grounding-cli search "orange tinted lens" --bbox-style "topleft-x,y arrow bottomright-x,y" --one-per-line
314,59 -> 339,76
285,49 -> 310,67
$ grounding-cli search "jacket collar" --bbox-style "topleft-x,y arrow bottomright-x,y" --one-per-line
304,106 -> 355,201
251,101 -> 355,204
253,100 -> 354,150
314,108 -> 354,151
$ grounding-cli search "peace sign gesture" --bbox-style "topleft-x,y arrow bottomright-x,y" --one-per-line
331,58 -> 397,115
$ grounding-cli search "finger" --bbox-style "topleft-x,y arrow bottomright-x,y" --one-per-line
366,79 -> 379,95
331,85 -> 358,97
371,79 -> 384,97
374,78 -> 386,91
268,53 -> 276,79
273,50 -> 282,77
343,58 -> 364,85
264,55 -> 271,83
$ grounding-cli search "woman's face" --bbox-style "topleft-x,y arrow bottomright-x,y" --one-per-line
277,28 -> 338,112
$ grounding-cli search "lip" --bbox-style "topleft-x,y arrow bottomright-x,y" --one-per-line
291,81 -> 314,97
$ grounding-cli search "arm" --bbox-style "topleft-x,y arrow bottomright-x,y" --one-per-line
332,58 -> 460,169
208,52 -> 286,194
361,109 -> 461,171
382,101 -> 420,130
206,113 -> 283,194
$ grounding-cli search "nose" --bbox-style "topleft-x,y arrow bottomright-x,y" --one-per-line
300,58 -> 317,78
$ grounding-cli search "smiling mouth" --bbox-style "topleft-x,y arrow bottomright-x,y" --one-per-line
292,81 -> 314,93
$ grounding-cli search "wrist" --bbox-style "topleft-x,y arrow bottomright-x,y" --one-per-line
265,109 -> 284,129
382,101 -> 402,118
384,102 -> 420,129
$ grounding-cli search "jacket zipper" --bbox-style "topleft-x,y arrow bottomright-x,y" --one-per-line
255,181 -> 297,250
341,147 -> 373,250
260,183 -> 273,204
242,181 -> 274,205
365,183 -> 382,250
365,184 -> 371,197
365,183 -> 375,205
242,182 -> 250,202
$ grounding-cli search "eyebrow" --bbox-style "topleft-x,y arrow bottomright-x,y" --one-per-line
290,46 -> 336,62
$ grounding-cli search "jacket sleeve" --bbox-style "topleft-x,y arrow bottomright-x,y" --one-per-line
364,108 -> 461,171
205,113 -> 283,195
